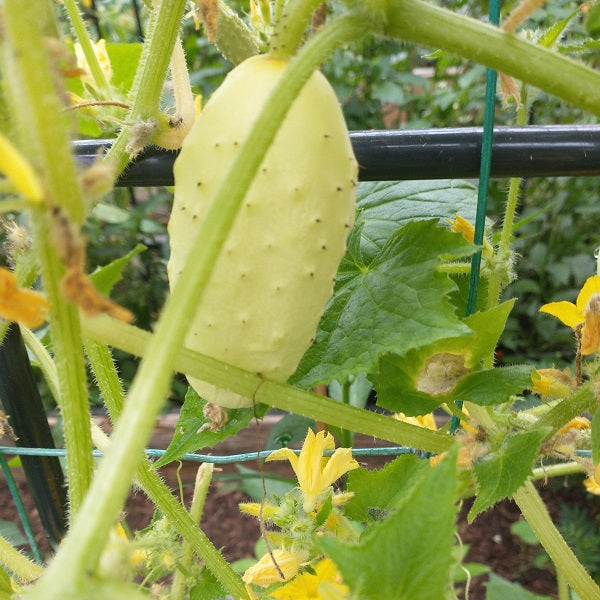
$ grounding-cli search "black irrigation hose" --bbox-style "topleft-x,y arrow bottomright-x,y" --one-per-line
72,125 -> 600,187
0,325 -> 67,547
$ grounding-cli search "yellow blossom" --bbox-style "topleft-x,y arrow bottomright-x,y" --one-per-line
270,558 -> 349,600
448,214 -> 494,257
558,416 -> 591,434
238,502 -> 279,519
0,131 -> 43,202
540,275 -> 600,355
532,368 -> 576,398
394,412 -> 437,430
583,466 -> 600,495
0,268 -> 50,328
74,39 -> 112,88
266,429 -> 359,513
242,549 -> 303,587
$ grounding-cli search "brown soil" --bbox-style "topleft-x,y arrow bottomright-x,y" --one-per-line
1,414 -> 597,599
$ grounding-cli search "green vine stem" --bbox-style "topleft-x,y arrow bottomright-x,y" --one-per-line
85,340 -> 246,597
0,535 -> 44,583
513,480 -> 600,599
81,314 -> 453,454
29,213 -> 94,517
171,463 -> 214,600
26,14 -> 373,599
486,87 -> 530,315
63,0 -> 111,94
2,1 -> 94,516
383,0 -> 600,117
269,0 -> 324,57
104,0 -> 188,176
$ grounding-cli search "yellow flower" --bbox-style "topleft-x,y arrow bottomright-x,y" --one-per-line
242,549 -> 303,587
270,558 -> 349,600
74,39 -> 112,88
558,416 -> 590,435
540,275 -> 600,355
394,412 -> 437,430
238,502 -> 279,520
266,430 -> 359,513
583,466 -> 600,495
0,131 -> 43,202
448,214 -> 494,257
531,368 -> 576,398
0,268 -> 50,328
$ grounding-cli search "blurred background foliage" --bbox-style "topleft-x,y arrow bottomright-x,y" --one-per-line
24,0 -> 600,406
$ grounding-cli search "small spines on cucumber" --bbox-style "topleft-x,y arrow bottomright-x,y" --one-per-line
168,54 -> 357,408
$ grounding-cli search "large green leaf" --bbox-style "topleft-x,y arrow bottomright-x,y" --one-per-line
343,454 -> 431,523
292,220 -> 473,386
469,429 -> 550,522
373,301 -> 516,415
154,387 -> 269,467
352,180 -> 479,264
450,365 -> 534,406
320,446 -> 458,599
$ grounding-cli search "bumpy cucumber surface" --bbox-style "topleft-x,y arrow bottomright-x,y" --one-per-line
168,54 -> 357,407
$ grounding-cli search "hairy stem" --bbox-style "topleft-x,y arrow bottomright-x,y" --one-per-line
514,480 -> 600,599
0,535 -> 44,583
270,0 -> 325,57
104,0 -> 188,175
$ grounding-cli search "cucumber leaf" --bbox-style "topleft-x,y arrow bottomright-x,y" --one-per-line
343,454 -> 430,523
352,180 -> 479,264
469,429 -> 550,522
372,300 -> 516,415
154,387 -> 269,467
320,446 -> 458,599
450,365 -> 534,406
292,220 -> 474,386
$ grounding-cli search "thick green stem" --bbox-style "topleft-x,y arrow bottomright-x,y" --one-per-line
27,14 -> 372,599
63,0 -> 111,93
383,0 -> 600,117
81,314 -> 453,454
270,0 -> 324,57
104,0 -> 188,176
513,480 -> 600,599
0,535 -> 44,583
30,212 -> 93,518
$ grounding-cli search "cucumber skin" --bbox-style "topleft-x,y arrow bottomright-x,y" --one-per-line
168,54 -> 357,407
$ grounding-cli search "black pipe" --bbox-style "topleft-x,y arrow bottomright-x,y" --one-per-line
73,125 -> 600,187
0,325 -> 67,547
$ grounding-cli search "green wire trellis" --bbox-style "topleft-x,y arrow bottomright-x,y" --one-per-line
450,0 -> 500,435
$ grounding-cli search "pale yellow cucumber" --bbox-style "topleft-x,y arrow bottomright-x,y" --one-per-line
168,54 -> 357,407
